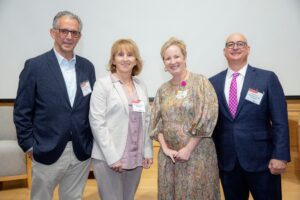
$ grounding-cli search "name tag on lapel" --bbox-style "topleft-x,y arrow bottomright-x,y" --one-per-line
245,88 -> 264,105
80,80 -> 92,96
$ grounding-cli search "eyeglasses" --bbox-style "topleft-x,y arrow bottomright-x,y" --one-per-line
225,41 -> 247,49
54,28 -> 81,38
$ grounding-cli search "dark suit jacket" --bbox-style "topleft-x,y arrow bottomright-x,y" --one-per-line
209,65 -> 290,172
14,49 -> 96,165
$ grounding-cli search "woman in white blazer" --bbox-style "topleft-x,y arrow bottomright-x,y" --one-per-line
89,39 -> 153,200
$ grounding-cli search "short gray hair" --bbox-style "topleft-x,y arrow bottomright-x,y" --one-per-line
52,11 -> 83,31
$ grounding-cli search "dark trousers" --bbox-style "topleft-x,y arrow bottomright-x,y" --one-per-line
220,161 -> 282,200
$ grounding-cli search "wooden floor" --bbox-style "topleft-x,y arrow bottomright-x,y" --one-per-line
1,147 -> 300,200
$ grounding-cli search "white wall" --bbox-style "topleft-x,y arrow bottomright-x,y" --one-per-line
0,0 -> 299,98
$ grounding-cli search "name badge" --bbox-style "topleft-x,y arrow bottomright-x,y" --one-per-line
132,100 -> 145,112
176,90 -> 188,99
80,80 -> 92,96
245,88 -> 264,105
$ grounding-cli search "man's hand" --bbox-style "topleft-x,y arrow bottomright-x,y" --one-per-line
268,159 -> 287,175
26,150 -> 33,160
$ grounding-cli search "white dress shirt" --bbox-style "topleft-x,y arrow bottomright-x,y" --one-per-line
224,64 -> 248,104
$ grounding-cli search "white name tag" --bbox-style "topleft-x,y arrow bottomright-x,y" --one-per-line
80,80 -> 92,96
176,90 -> 188,99
245,88 -> 264,105
132,100 -> 145,112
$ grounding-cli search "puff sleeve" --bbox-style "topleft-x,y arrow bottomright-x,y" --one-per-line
188,76 -> 218,137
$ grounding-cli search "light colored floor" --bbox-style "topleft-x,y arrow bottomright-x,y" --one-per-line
1,147 -> 300,200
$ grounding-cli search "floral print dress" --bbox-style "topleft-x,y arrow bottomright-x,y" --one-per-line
149,72 -> 220,200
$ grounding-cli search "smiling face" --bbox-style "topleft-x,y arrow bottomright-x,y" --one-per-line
113,48 -> 137,75
163,44 -> 187,77
224,33 -> 250,70
109,39 -> 143,76
50,16 -> 81,60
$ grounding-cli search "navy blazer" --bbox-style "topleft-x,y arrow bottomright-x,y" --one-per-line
14,49 -> 96,165
209,65 -> 290,172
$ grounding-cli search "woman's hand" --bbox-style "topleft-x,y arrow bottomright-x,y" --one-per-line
175,137 -> 201,162
110,161 -> 123,173
158,133 -> 178,163
174,146 -> 192,162
162,147 -> 178,163
143,158 -> 153,169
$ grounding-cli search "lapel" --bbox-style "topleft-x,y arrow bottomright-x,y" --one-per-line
112,77 -> 129,115
73,57 -> 84,108
46,50 -> 72,109
133,77 -> 147,103
235,65 -> 256,118
133,77 -> 147,121
218,70 -> 233,121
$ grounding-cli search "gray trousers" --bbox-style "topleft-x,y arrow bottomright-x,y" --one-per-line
92,159 -> 143,200
31,142 -> 91,200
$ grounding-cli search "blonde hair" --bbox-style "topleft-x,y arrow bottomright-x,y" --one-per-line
160,37 -> 187,60
108,39 -> 143,76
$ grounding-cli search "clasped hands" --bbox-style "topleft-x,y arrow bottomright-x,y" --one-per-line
162,146 -> 192,163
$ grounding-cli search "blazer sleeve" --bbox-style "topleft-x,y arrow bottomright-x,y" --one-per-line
89,80 -> 119,165
268,72 -> 290,162
13,59 -> 36,152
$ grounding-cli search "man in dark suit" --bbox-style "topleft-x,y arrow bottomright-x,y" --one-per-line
209,33 -> 290,200
14,11 -> 96,200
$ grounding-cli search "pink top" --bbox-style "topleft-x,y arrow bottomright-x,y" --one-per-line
111,74 -> 144,169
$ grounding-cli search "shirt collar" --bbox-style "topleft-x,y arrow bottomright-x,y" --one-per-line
226,63 -> 248,79
53,48 -> 76,65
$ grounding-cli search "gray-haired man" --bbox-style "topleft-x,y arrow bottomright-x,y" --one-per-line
14,11 -> 96,200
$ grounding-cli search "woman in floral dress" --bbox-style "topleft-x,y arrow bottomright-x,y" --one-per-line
149,37 -> 220,200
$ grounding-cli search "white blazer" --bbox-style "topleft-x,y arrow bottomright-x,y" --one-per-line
89,75 -> 153,165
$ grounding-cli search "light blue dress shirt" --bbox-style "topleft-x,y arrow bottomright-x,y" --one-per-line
53,49 -> 77,107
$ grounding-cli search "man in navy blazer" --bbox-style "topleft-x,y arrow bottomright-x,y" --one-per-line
209,33 -> 290,200
14,11 -> 95,200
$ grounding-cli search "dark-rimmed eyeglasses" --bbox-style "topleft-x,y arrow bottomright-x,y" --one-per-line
54,28 -> 81,38
225,41 -> 247,49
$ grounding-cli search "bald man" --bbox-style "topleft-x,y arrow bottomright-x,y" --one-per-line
209,33 -> 290,200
